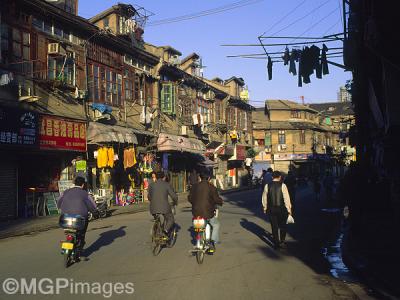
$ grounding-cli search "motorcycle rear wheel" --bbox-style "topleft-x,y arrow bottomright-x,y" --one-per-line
63,253 -> 71,268
196,251 -> 204,264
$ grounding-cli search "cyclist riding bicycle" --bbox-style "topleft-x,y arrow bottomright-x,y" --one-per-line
188,171 -> 223,249
148,171 -> 178,236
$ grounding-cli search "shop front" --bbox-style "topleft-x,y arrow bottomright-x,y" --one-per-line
157,133 -> 206,193
86,122 -> 155,206
228,144 -> 247,188
0,106 -> 87,220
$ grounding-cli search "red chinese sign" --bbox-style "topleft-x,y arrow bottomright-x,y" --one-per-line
39,115 -> 86,152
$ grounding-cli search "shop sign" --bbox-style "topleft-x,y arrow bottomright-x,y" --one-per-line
0,106 -> 39,147
40,115 -> 86,151
236,145 -> 246,160
255,151 -> 271,161
273,153 -> 312,161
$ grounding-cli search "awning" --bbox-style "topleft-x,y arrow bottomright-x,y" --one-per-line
87,122 -> 138,144
157,133 -> 205,154
206,141 -> 224,155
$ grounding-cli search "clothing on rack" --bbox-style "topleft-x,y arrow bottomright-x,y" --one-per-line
124,147 -> 137,169
97,147 -> 108,168
107,147 -> 115,168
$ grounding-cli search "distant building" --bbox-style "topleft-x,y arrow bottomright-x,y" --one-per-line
338,86 -> 352,103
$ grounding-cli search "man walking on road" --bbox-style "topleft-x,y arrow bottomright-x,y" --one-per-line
262,171 -> 292,249
148,172 -> 178,236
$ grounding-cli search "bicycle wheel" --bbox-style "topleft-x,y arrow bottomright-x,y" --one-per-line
196,232 -> 205,264
151,221 -> 162,256
167,226 -> 177,248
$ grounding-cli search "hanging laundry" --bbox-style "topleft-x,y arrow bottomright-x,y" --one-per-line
289,49 -> 300,76
97,147 -> 108,168
301,46 -> 312,84
309,45 -> 321,71
282,47 -> 290,65
267,56 -> 273,80
321,44 -> 329,75
298,52 -> 303,87
124,147 -> 137,169
107,147 -> 114,168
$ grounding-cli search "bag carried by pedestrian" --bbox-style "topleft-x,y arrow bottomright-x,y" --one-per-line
286,215 -> 295,224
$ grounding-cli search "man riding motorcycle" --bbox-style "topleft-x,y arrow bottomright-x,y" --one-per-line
57,176 -> 97,250
148,171 -> 178,236
188,171 -> 223,248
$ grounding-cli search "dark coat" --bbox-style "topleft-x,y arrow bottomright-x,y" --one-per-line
188,180 -> 223,219
148,179 -> 178,214
57,187 -> 97,217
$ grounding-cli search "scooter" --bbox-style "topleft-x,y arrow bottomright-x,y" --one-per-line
59,214 -> 86,268
88,197 -> 109,221
190,216 -> 214,264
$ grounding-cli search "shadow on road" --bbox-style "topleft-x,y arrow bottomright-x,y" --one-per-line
83,226 -> 127,257
240,218 -> 275,249
226,185 -> 342,276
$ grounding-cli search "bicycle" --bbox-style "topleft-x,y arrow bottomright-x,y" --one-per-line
151,211 -> 177,256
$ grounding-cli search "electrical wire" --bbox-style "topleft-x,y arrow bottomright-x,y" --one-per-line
259,0 -> 307,36
148,0 -> 263,27
269,0 -> 332,36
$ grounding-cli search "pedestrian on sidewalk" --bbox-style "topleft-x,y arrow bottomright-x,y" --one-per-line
262,171 -> 292,249
261,167 -> 273,191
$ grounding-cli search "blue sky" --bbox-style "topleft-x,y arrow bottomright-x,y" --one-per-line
78,0 -> 352,107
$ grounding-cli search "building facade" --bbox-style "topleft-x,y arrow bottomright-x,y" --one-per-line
252,100 -> 341,175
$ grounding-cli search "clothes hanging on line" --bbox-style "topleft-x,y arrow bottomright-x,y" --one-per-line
267,56 -> 273,80
321,44 -> 329,75
282,47 -> 290,65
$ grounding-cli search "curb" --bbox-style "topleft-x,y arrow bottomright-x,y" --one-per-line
341,230 -> 399,300
220,186 -> 257,195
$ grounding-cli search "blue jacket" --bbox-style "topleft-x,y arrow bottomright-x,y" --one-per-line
57,187 -> 97,217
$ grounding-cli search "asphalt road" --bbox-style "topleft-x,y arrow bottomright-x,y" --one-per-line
0,188 -> 371,300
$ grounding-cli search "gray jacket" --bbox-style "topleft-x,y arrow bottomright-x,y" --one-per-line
57,186 -> 97,217
148,179 -> 178,214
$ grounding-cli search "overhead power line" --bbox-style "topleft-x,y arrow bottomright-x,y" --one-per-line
268,0 -> 332,36
148,0 -> 264,27
259,0 -> 307,36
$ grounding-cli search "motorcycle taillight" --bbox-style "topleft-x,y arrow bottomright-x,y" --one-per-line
66,235 -> 73,241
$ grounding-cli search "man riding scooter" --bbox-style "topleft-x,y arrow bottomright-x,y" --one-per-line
188,170 -> 223,250
57,176 -> 97,254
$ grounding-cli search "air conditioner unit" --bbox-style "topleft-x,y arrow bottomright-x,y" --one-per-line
48,43 -> 60,54
280,144 -> 287,150
181,125 -> 188,136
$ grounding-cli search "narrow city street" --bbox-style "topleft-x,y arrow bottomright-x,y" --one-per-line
0,187 -> 371,300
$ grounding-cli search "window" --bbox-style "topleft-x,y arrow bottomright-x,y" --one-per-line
160,83 -> 175,114
104,17 -> 109,28
32,18 -> 44,31
53,25 -> 63,37
44,22 -> 52,34
300,130 -> 305,144
93,65 -> 99,101
215,101 -> 221,122
124,70 -> 133,102
65,0 -> 76,14
278,130 -> 286,144
290,110 -> 301,118
265,133 -> 271,147
48,52 -> 75,85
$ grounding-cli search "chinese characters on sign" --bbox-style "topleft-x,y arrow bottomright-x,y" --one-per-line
40,116 -> 86,151
0,106 -> 38,147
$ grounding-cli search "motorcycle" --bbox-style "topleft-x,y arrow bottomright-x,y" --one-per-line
88,197 -> 109,221
59,214 -> 87,268
190,216 -> 215,264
